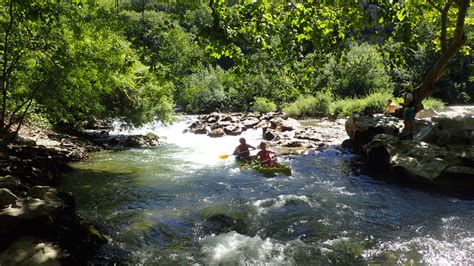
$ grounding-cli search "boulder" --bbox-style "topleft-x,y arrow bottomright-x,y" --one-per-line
223,125 -> 243,136
0,175 -> 21,190
365,134 -> 463,181
294,128 -> 322,142
0,188 -> 18,207
242,117 -> 260,128
123,136 -> 145,148
190,124 -> 208,134
416,107 -> 438,119
345,114 -> 402,146
263,128 -> 281,141
208,128 -> 225,138
430,107 -> 474,144
270,117 -> 300,132
212,120 -> 232,129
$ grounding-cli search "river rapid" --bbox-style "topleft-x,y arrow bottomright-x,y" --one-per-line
60,117 -> 473,265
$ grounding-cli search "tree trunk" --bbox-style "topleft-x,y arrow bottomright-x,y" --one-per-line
415,0 -> 470,105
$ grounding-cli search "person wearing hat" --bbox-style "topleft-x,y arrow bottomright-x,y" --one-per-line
399,84 -> 416,139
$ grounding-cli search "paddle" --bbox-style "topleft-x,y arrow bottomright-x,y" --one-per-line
218,154 -> 233,159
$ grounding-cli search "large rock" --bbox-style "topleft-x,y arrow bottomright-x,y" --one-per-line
242,117 -> 260,128
430,107 -> 474,144
190,124 -> 208,134
0,186 -> 64,233
0,188 -> 18,207
208,128 -> 225,138
269,117 -> 300,132
345,114 -> 403,145
415,107 -> 438,119
365,134 -> 462,182
223,125 -> 243,136
0,175 -> 21,190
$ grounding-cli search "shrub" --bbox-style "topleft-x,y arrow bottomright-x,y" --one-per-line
315,43 -> 394,98
283,91 -> 332,117
253,97 -> 277,113
178,67 -> 225,113
332,91 -> 392,117
422,97 -> 445,111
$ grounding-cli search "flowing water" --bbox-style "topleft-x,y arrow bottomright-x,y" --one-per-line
60,117 -> 474,265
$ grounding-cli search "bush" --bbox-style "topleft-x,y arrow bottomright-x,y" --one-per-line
253,97 -> 277,113
178,67 -> 225,113
422,97 -> 445,111
315,43 -> 394,98
283,91 -> 332,117
332,91 -> 392,117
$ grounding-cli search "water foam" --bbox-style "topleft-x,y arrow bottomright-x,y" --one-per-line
200,232 -> 291,265
252,195 -> 315,214
362,236 -> 474,264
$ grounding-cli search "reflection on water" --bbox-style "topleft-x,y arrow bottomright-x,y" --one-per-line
60,118 -> 474,264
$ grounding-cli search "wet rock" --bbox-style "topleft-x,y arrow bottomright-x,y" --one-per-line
208,128 -> 225,138
0,188 -> 18,207
190,124 -> 208,134
84,118 -> 111,130
263,128 -> 281,141
0,175 -> 21,190
205,213 -> 247,235
108,137 -> 120,146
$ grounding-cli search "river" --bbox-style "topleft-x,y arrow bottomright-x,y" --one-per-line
60,117 -> 473,265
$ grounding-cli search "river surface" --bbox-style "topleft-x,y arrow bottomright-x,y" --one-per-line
60,117 -> 473,265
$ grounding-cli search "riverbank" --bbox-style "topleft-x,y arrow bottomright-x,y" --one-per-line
0,125 -> 109,264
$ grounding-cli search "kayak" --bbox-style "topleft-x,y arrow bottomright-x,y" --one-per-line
238,161 -> 292,177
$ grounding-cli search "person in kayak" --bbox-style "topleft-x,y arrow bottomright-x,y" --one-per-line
233,138 -> 255,162
254,142 -> 276,167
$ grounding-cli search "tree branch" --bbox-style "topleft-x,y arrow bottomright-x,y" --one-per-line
427,0 -> 442,12
440,0 -> 454,53
1,0 -> 15,130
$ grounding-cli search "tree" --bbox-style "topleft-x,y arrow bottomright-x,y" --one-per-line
0,0 -> 72,137
416,0 -> 471,103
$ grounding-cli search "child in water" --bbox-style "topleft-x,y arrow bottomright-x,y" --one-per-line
255,142 -> 276,167
233,138 -> 255,162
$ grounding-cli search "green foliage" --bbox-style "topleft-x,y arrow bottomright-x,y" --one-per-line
422,97 -> 445,111
1,0 -> 472,138
178,67 -> 225,114
317,43 -> 394,98
283,92 -> 332,118
253,97 -> 277,113
332,92 -> 392,117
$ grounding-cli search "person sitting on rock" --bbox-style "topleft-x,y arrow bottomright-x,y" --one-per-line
254,141 -> 276,167
384,100 -> 398,116
234,138 -> 255,162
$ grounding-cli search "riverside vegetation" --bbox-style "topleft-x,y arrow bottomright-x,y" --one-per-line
1,0 -> 473,263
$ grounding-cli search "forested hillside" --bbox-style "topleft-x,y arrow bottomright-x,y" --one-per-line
1,0 -> 473,133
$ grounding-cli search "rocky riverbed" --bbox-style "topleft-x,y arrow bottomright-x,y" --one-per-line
187,112 -> 347,155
